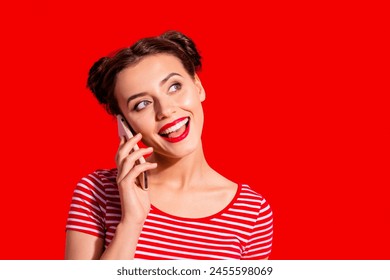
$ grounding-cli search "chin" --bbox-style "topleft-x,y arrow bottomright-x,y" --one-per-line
160,139 -> 202,160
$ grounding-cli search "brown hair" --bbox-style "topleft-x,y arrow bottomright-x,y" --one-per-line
87,31 -> 202,115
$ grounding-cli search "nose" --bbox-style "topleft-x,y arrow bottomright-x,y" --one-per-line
155,96 -> 176,120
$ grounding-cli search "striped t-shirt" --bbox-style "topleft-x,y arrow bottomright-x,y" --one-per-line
66,169 -> 273,259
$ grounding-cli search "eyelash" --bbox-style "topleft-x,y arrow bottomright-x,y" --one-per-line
134,100 -> 151,111
132,82 -> 182,111
169,82 -> 182,93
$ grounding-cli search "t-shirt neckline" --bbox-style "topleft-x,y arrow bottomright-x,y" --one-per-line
149,183 -> 242,222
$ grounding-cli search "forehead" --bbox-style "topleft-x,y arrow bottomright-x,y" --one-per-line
117,54 -> 186,85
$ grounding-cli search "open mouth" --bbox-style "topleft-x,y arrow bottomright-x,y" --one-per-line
158,117 -> 190,141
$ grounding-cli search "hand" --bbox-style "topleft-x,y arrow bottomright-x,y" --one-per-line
115,133 -> 157,226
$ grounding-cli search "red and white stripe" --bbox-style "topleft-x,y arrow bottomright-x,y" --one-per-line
66,169 -> 273,259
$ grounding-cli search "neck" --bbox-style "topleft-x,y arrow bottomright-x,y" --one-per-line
147,144 -> 211,190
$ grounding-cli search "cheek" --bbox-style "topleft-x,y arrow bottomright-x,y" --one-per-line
179,92 -> 204,128
129,115 -> 154,135
179,90 -> 202,110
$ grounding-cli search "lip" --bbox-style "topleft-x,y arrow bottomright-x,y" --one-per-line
158,117 -> 190,143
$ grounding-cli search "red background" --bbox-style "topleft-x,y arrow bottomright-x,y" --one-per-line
0,1 -> 388,259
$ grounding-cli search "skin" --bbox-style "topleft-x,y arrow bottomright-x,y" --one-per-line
65,54 -> 238,259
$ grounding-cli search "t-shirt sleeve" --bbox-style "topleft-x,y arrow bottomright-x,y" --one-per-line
65,172 -> 106,239
241,197 -> 273,259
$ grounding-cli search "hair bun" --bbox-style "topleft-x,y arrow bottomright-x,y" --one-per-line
160,30 -> 202,70
87,57 -> 111,105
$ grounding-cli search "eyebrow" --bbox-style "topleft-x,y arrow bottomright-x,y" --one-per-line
160,72 -> 182,86
126,72 -> 182,105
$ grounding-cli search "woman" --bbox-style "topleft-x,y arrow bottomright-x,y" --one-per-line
65,31 -> 273,260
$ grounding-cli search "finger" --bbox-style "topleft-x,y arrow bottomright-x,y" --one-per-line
119,162 -> 158,189
117,147 -> 153,182
117,133 -> 142,159
115,133 -> 142,166
116,136 -> 126,163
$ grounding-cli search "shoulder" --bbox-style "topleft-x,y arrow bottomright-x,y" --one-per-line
77,168 -> 118,194
237,184 -> 272,213
90,168 -> 118,184
82,168 -> 117,183
238,184 -> 266,202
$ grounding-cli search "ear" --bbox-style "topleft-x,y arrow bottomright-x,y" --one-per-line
194,74 -> 206,102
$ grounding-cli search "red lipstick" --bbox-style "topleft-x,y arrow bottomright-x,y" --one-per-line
158,117 -> 190,143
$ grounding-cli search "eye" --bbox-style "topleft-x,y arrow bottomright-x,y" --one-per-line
134,100 -> 151,111
168,83 -> 182,93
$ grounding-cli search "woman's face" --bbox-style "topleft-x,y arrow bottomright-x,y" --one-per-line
114,54 -> 206,159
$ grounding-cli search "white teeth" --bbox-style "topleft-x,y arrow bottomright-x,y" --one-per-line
160,118 -> 189,135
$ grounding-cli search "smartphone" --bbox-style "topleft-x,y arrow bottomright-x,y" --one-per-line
117,115 -> 148,190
